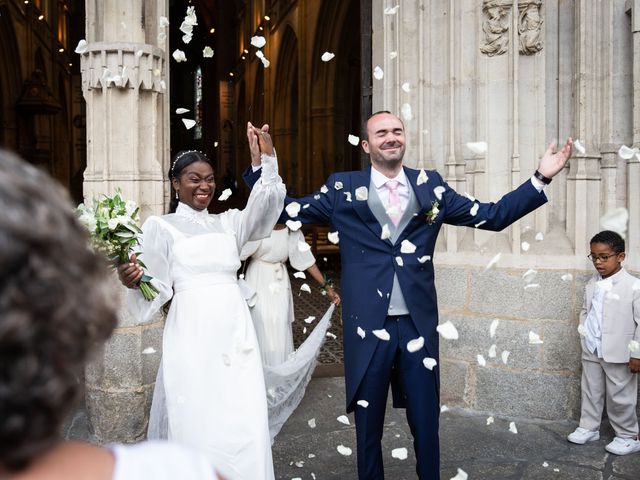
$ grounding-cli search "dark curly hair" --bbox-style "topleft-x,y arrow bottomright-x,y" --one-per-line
168,150 -> 214,213
0,150 -> 118,472
590,230 -> 625,253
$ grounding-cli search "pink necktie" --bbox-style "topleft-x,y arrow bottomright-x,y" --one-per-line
386,180 -> 402,226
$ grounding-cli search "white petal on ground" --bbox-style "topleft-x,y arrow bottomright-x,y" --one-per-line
320,185 -> 329,194
535,231 -> 544,241
423,357 -> 437,370
355,186 -> 368,201
450,468 -> 468,480
328,231 -> 340,244
401,82 -> 411,93
400,240 -> 417,254
484,252 -> 502,271
373,65 -> 384,80
618,144 -> 637,160
286,220 -> 302,231
172,49 -> 187,62
175,108 -> 190,114
553,469 -> 560,473
395,256 -> 404,267
321,51 -> 335,62
182,119 -> 196,130
486,416 -> 494,425
295,461 -> 304,468
357,327 -> 366,339
628,340 -> 640,352
300,283 -> 311,293
334,181 -> 344,190
522,268 -> 538,283
142,347 -> 156,354
250,35 -> 266,48
407,336 -> 424,353
573,139 -> 586,155
337,445 -> 352,456
466,141 -> 488,155
434,186 -> 446,200
348,134 -> 360,146
542,462 -> 549,467
159,16 -> 170,27
298,241 -> 311,253
477,354 -> 486,367
373,329 -> 391,341
308,418 -> 316,428
529,331 -> 544,344
203,46 -> 214,58
440,405 -> 449,413
391,447 -> 408,460
521,241 -> 530,252
304,316 -> 316,324
218,188 -> 232,201
437,320 -> 459,340
488,344 -> 497,358
337,415 -> 350,426
381,224 -> 391,240
389,51 -> 398,59
417,169 -> 429,185
344,192 -> 352,202
600,207 -> 629,237
561,273 -> 573,282
286,201 -> 301,218
75,39 -> 88,54
577,324 -> 587,337
474,220 -> 487,228
357,400 -> 369,408
596,278 -> 613,292
326,332 -> 337,340
501,350 -> 510,364
401,103 -> 413,121
417,255 -> 431,263
509,422 -> 518,434
490,319 -> 499,338
293,271 -> 306,279
470,203 -> 479,216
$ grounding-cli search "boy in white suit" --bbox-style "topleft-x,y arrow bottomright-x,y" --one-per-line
567,230 -> 640,455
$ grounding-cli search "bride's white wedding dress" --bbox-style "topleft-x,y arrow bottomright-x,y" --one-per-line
126,154 -> 284,480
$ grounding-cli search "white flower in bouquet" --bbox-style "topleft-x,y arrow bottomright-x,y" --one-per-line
75,190 -> 159,301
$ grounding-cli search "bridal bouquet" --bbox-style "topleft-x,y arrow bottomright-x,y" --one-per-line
76,190 -> 159,300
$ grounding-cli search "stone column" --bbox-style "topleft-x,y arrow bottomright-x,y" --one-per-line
80,0 -> 169,442
629,0 -> 640,267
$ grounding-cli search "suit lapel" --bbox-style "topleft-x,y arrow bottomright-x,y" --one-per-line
352,167 -> 387,241
396,166 -> 433,240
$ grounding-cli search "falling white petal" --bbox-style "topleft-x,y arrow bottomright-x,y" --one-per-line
357,400 -> 369,408
618,144 -> 637,160
529,331 -> 544,344
357,327 -> 366,339
391,447 -> 408,460
308,418 -> 316,428
501,350 -> 510,364
573,139 -> 586,155
423,357 -> 437,370
521,241 -> 530,252
400,240 -> 417,254
522,268 -> 538,283
355,186 -> 368,201
381,224 -> 391,240
509,422 -> 518,434
486,416 -> 494,425
218,188 -> 232,201
395,256 -> 404,267
293,271 -> 306,279
172,49 -> 187,62
407,336 -> 424,353
417,169 -> 429,185
160,80 -> 166,90
561,273 -> 573,282
182,119 -> 196,130
373,66 -> 384,80
321,51 -> 335,62
157,32 -> 167,43
470,203 -> 479,216
417,255 -> 431,263
389,51 -> 398,59
490,319 -> 499,338
337,415 -> 350,425
344,192 -> 352,202
182,33 -> 191,43
401,82 -> 411,93
440,405 -> 449,413
159,16 -> 170,28
628,340 -> 640,352
175,108 -> 190,114
384,5 -> 400,14
300,283 -> 311,293
135,50 -> 144,58
474,220 -> 487,228
373,329 -> 391,341
286,202 -> 301,218
337,445 -> 352,456
74,39 -> 88,54
320,185 -> 328,194
577,324 -> 587,337
202,46 -> 214,58
179,20 -> 194,35
348,134 -> 360,146
153,68 -> 161,77
328,231 -> 340,244
259,56 -> 271,68
298,242 -> 311,253
542,462 -> 549,467
142,347 -> 156,354
450,468 -> 468,480
466,141 -> 488,155
484,252 -> 502,271
488,344 -> 497,358
401,103 -> 413,121
250,36 -> 266,48
334,181 -> 344,190
436,320 -> 459,340
434,186 -> 446,201
286,220 -> 302,231
304,316 -> 316,324
477,354 -> 486,367
600,207 -> 629,237
535,232 -> 544,241
377,289 -> 383,297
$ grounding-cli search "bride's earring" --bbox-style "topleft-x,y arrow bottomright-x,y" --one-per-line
175,191 -> 179,200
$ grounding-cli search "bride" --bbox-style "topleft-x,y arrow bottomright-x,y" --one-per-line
118,123 -> 284,480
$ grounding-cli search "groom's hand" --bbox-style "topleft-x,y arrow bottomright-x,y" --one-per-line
537,138 -> 573,178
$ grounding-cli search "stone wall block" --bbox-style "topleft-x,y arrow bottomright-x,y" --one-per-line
86,330 -> 142,389
434,266 -> 468,310
542,323 -> 582,373
439,359 -> 470,406
141,322 -> 164,385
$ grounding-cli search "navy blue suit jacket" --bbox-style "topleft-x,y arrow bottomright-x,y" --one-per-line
244,165 -> 547,412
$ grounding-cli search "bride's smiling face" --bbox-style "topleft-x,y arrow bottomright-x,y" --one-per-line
172,161 -> 215,211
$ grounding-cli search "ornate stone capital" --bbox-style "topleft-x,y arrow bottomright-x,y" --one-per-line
480,0 -> 544,56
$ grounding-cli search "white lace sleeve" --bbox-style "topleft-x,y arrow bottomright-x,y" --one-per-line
125,217 -> 174,324
287,229 -> 315,271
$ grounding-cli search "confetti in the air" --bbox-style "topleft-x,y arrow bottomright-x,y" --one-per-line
423,357 -> 437,370
250,36 -> 266,48
486,416 -> 494,425
337,445 -> 352,456
466,141 -> 488,155
407,336 -> 424,353
344,192 -> 352,202
577,324 -> 586,337
255,50 -> 270,68
395,256 -> 404,267
401,103 -> 413,121
135,50 -> 144,58
618,144 -> 638,160
172,49 -> 187,62
501,350 -> 510,364
437,320 -> 459,340
400,240 -> 417,254
418,255 -> 431,263
450,468 -> 468,480
477,354 -> 486,367
357,400 -> 369,408
490,319 -> 499,338
337,415 -> 350,426
308,418 -> 316,428
286,220 -> 302,231
373,66 -> 384,80
328,231 -> 339,244
182,119 -> 196,130
334,181 -> 344,190
401,82 -> 411,93
159,16 -> 169,28
142,347 -> 156,354
320,185 -> 328,194
470,203 -> 479,216
475,220 -> 487,228
294,272 -> 306,279
573,139 -> 586,155
355,186 -> 368,201
441,405 -> 449,413
484,253 -> 502,271
600,207 -> 629,238
326,332 -> 337,340
542,462 -> 549,467
300,283 -> 311,294
175,108 -> 190,114
629,340 -> 640,352
521,241 -> 530,252
75,39 -> 88,54
218,188 -> 232,201
417,169 -> 429,185
381,224 -> 391,240
304,316 -> 316,324
524,283 -> 540,291
357,326 -> 366,339
391,447 -> 408,460
373,329 -> 391,341
389,51 -> 398,59
522,269 -> 538,283
509,422 -> 518,434
529,331 -> 544,344
203,46 -> 214,58
535,232 -> 544,241
286,202 -> 301,218
348,134 -> 360,146
488,344 -> 497,358
321,51 -> 335,62
384,5 -> 400,15
561,273 -> 573,282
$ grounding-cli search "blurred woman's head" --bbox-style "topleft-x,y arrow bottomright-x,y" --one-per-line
0,150 -> 118,472
168,150 -> 215,213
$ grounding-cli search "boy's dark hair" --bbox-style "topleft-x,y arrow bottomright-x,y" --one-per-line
590,230 -> 625,253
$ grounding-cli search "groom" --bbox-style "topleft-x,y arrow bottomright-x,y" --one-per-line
245,112 -> 572,479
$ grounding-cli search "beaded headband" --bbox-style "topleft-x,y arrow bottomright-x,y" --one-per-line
170,150 -> 208,176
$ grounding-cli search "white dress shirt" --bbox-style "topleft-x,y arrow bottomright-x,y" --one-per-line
584,276 -> 606,357
370,166 -> 411,214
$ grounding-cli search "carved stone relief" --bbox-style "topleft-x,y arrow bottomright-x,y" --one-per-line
518,1 -> 543,55
479,0 -> 544,56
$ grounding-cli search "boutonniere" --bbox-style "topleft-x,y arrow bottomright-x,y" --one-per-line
425,201 -> 440,225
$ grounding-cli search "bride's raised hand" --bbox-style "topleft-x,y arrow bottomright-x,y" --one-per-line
247,122 -> 261,166
117,253 -> 144,289
255,124 -> 274,156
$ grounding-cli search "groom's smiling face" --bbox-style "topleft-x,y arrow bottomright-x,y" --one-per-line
361,113 -> 406,169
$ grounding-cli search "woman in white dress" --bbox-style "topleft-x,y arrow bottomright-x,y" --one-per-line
118,123 -> 284,480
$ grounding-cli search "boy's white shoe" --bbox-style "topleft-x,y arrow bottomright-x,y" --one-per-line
605,436 -> 640,455
567,427 -> 600,444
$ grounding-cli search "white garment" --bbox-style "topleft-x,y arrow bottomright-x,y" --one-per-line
241,228 -> 315,366
584,275 -> 606,357
126,154 -> 284,480
110,441 -> 219,480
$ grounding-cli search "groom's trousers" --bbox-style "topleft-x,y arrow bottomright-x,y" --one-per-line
354,315 -> 440,480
